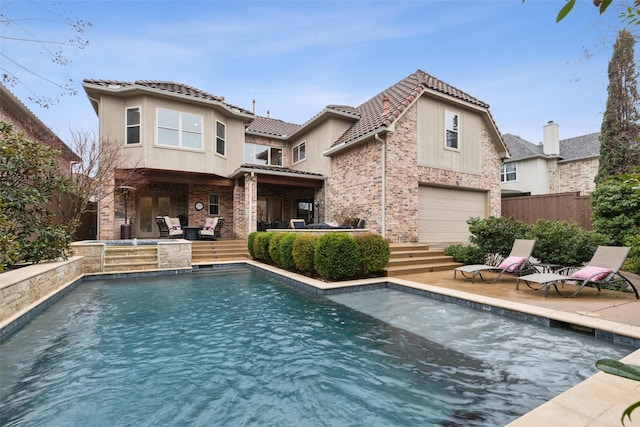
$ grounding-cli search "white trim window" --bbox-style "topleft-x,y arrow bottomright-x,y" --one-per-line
157,108 -> 203,150
216,121 -> 226,156
445,111 -> 459,150
501,162 -> 517,182
126,107 -> 141,144
209,194 -> 220,215
244,143 -> 283,166
292,141 -> 306,164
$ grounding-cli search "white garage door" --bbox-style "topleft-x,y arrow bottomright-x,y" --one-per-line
418,186 -> 487,244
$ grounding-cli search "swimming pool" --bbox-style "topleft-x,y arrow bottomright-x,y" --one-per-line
0,267 -> 631,426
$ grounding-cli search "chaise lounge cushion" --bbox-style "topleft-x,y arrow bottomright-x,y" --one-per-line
570,266 -> 612,282
498,256 -> 526,272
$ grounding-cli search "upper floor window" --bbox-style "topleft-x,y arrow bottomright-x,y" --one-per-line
209,194 -> 220,215
445,111 -> 459,150
292,141 -> 306,164
244,143 -> 283,166
216,121 -> 226,156
501,162 -> 517,182
157,108 -> 202,150
126,107 -> 141,144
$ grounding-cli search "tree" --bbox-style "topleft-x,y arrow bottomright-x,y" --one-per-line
0,121 -> 74,270
596,29 -> 640,184
0,3 -> 91,108
61,129 -> 145,233
521,0 -> 640,24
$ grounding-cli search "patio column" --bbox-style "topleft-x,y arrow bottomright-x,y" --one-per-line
244,172 -> 258,235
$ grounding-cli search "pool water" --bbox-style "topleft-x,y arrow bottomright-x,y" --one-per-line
0,268 -> 630,426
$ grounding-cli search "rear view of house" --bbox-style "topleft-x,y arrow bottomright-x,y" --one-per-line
83,70 -> 507,244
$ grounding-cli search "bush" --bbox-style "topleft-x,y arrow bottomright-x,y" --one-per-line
247,231 -> 259,259
623,234 -> 640,274
592,173 -> 640,246
279,233 -> 297,271
354,233 -> 390,276
467,216 -> 531,264
444,244 -> 485,265
268,233 -> 285,266
253,232 -> 274,262
530,219 -> 610,266
292,234 -> 318,273
314,233 -> 360,280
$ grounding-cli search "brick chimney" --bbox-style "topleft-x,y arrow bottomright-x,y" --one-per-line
543,120 -> 559,156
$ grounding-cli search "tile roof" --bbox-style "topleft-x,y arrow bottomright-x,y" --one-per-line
246,116 -> 301,138
82,79 -> 253,115
329,69 -> 490,147
503,132 -> 600,162
231,163 -> 325,178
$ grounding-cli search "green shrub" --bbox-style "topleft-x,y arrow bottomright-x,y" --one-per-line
623,234 -> 640,274
530,219 -> 610,266
354,233 -> 390,276
268,233 -> 285,266
467,216 -> 531,264
314,233 -> 360,280
592,173 -> 640,246
279,233 -> 297,271
444,244 -> 485,264
253,232 -> 274,262
292,234 -> 318,273
247,231 -> 259,259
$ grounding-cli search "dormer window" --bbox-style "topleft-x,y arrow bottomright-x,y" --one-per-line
293,141 -> 306,164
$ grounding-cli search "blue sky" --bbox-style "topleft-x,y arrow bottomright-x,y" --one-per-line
1,0 -> 634,146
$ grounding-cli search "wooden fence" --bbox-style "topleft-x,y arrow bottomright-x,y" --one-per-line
501,192 -> 592,230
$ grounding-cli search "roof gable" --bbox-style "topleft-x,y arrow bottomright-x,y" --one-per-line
326,69 -> 496,150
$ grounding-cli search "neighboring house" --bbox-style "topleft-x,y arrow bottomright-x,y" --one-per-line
0,84 -> 87,235
501,121 -> 600,197
82,70 -> 508,245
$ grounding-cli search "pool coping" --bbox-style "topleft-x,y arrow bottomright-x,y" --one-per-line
3,261 -> 639,426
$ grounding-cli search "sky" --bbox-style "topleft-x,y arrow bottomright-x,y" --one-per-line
1,0 -> 635,147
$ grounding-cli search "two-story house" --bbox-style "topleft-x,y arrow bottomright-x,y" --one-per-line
501,121 -> 600,197
83,70 -> 508,245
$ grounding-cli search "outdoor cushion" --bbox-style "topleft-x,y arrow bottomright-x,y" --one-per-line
570,266 -> 612,281
498,256 -> 526,272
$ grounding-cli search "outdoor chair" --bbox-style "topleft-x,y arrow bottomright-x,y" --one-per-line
516,246 -> 638,298
156,216 -> 184,238
453,239 -> 536,283
199,217 -> 219,240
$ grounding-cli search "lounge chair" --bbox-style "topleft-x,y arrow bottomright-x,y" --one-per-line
516,246 -> 638,298
453,239 -> 536,283
199,217 -> 219,240
156,216 -> 184,238
289,219 -> 306,229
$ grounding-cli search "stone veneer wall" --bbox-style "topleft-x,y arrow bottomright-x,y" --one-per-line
0,256 -> 84,328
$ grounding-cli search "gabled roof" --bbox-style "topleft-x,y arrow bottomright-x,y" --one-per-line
321,69 -> 505,156
246,116 -> 301,139
503,132 -> 600,162
229,163 -> 325,180
82,79 -> 254,118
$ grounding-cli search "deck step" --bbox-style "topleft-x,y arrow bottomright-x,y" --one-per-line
384,244 -> 461,277
191,240 -> 249,263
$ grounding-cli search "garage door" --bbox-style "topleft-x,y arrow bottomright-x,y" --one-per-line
418,186 -> 486,244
